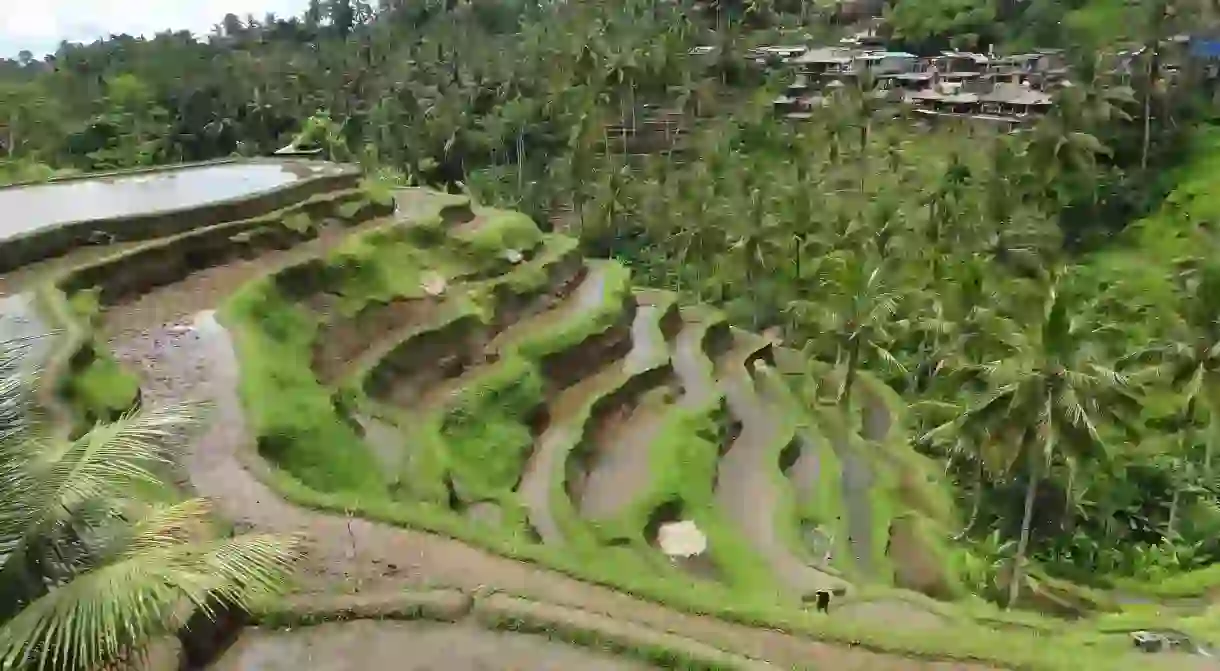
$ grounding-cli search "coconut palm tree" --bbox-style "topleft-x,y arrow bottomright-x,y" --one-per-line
802,249 -> 905,425
923,270 -> 1136,608
1131,262 -> 1220,479
0,339 -> 300,670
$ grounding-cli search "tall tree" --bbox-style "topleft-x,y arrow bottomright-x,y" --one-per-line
925,271 -> 1136,607
331,0 -> 357,38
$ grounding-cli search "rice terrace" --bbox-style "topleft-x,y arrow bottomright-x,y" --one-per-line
0,152 -> 1209,671
9,1 -> 1220,669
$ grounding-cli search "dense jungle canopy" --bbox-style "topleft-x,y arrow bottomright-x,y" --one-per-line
5,0 -> 1220,610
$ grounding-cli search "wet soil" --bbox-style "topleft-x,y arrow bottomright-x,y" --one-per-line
671,316 -> 721,410
0,241 -> 149,298
518,359 -> 631,545
712,338 -> 846,598
833,601 -> 947,631
577,385 -> 677,521
312,298 -> 441,386
572,301 -> 680,521
210,620 -> 655,671
99,218 -> 389,343
139,308 -> 1008,671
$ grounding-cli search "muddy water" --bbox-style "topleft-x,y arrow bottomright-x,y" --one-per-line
785,431 -> 823,503
672,317 -> 719,409
578,388 -> 671,521
713,342 -> 846,597
577,304 -> 676,521
827,428 -> 878,574
0,162 -> 328,240
518,365 -> 622,544
210,620 -> 655,671
0,294 -> 53,374
518,296 -> 671,543
859,382 -> 894,443
623,304 -> 668,372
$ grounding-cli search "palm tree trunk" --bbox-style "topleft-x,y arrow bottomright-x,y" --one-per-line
1205,414 -> 1215,478
1008,454 -> 1041,609
1167,486 -> 1180,539
1141,49 -> 1153,170
954,458 -> 984,541
841,337 -> 861,428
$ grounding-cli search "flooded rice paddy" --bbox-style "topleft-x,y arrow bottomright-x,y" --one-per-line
0,161 -> 332,239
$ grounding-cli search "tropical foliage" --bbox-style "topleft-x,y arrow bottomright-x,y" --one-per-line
0,339 -> 299,670
2,0 -> 1220,611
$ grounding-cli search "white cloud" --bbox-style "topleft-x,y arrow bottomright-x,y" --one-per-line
2,0 -> 311,57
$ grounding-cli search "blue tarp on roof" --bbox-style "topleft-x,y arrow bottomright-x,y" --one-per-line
1191,39 -> 1220,59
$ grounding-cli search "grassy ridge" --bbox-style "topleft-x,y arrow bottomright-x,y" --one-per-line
212,197 -> 1156,669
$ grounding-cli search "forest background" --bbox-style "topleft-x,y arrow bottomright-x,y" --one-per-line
4,0 -> 1220,600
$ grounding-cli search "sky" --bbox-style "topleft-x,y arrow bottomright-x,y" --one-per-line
3,0 -> 311,58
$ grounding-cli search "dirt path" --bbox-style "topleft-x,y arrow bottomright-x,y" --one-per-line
212,619 -> 655,671
127,311 -> 1007,670
712,339 -> 848,598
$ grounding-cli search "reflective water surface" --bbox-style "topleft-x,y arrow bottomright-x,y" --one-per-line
0,162 -> 337,239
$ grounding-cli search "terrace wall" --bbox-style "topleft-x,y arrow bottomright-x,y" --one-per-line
0,158 -> 361,273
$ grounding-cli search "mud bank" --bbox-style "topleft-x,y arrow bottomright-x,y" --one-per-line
210,620 -> 655,671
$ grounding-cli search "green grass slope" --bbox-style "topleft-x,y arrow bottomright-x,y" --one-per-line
210,194 -> 1165,670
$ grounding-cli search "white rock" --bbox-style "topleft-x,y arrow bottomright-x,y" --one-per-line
657,520 -> 707,558
422,272 -> 448,297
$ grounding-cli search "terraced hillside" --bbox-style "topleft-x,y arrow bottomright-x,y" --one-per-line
5,166 -> 1195,671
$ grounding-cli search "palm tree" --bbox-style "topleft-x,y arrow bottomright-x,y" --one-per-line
800,250 -> 905,424
1131,262 -> 1220,479
0,339 -> 300,670
924,270 -> 1136,608
907,256 -> 1015,395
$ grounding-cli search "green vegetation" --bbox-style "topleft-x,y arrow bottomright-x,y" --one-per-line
10,0 -> 1220,667
0,340 -> 299,671
35,287 -> 140,434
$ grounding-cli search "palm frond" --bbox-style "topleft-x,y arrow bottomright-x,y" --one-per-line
0,531 -> 299,671
18,403 -> 208,535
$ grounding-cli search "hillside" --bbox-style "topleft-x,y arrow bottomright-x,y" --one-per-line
3,166 -> 1206,669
